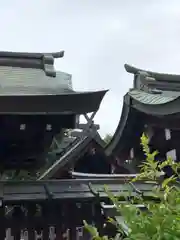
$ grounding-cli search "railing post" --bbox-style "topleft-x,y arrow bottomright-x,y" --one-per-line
27,203 -> 36,240
0,182 -> 5,239
0,204 -> 5,239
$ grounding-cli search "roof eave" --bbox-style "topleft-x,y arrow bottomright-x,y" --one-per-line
124,63 -> 180,82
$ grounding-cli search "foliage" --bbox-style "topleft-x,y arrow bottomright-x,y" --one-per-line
103,134 -> 113,144
85,133 -> 180,239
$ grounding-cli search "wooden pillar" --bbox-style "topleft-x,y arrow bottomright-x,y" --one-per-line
68,202 -> 77,240
93,203 -> 104,237
42,227 -> 49,240
55,203 -> 64,240
42,203 -> 50,240
0,181 -> 6,240
27,203 -> 36,240
0,201 -> 5,239
56,227 -> 64,240
61,203 -> 69,240
171,130 -> 180,162
11,206 -> 23,240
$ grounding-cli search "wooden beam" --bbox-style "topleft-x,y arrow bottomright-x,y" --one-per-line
70,131 -> 84,138
146,116 -> 180,130
76,123 -> 99,130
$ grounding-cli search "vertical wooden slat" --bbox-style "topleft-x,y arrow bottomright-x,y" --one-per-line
27,204 -> 36,240
28,228 -> 35,240
0,182 -> 5,240
68,202 -> 78,240
0,204 -> 5,239
56,228 -> 63,240
49,226 -> 56,240
13,231 -> 21,240
69,227 -> 76,240
41,203 -> 50,240
11,206 -> 23,240
76,227 -> 84,240
93,203 -> 104,237
42,226 -> 49,240
82,228 -> 91,240
6,228 -> 12,240
81,202 -> 94,240
54,203 -> 63,240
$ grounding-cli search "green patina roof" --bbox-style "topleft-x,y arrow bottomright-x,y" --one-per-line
0,50 -> 74,95
128,89 -> 178,105
125,63 -> 180,105
0,67 -> 72,95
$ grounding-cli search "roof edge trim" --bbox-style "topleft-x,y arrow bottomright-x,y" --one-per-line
0,51 -> 64,59
124,64 -> 180,82
105,94 -> 131,156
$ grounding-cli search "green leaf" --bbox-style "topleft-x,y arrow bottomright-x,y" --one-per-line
83,220 -> 99,237
85,132 -> 180,239
162,176 -> 177,189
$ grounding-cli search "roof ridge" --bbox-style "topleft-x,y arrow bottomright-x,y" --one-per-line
124,63 -> 180,82
0,51 -> 64,59
0,50 -> 64,77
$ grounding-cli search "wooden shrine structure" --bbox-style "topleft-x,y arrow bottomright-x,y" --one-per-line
0,54 -> 173,239
0,50 -> 113,239
39,113 -> 111,180
106,64 -> 180,174
0,50 -> 106,171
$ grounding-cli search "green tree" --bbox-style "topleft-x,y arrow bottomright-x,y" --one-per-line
103,134 -> 113,144
85,133 -> 180,239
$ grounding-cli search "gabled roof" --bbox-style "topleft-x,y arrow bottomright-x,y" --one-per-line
0,50 -> 107,114
38,133 -> 106,180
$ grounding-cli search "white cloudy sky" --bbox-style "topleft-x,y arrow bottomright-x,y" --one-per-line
1,0 -> 180,137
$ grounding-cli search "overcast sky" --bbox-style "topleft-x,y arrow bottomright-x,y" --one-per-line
1,0 -> 180,137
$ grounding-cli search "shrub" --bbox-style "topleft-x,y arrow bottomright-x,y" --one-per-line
84,133 -> 180,239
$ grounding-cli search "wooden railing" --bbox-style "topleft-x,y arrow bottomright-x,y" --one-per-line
0,179 -> 155,239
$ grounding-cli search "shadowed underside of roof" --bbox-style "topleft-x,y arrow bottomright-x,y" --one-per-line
0,90 -> 107,114
105,94 -> 144,157
105,94 -> 131,156
105,97 -> 180,156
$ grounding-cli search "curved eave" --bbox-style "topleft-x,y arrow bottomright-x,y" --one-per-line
125,64 -> 180,82
105,90 -> 180,157
0,90 -> 108,115
129,90 -> 180,116
105,94 -> 132,156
